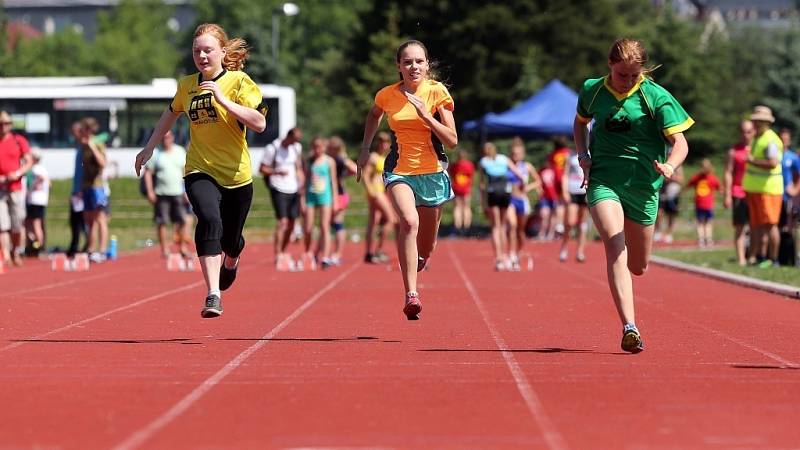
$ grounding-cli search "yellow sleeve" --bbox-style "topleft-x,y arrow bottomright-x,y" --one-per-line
236,73 -> 262,109
170,78 -> 185,113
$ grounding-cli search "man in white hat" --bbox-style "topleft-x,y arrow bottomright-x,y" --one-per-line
742,105 -> 784,267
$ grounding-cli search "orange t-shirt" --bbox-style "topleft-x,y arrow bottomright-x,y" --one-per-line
375,80 -> 454,175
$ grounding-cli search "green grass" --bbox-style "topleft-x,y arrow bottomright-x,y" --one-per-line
653,246 -> 800,287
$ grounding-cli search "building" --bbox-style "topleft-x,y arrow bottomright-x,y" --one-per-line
3,0 -> 196,40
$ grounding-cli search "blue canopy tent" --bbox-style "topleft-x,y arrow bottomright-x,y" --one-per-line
462,79 -> 579,140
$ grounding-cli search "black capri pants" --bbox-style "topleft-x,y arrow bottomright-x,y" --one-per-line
185,173 -> 253,257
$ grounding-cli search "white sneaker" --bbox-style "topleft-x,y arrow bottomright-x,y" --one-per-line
89,252 -> 106,264
494,260 -> 507,271
559,249 -> 568,262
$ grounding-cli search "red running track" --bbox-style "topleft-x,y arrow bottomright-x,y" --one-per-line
0,240 -> 798,449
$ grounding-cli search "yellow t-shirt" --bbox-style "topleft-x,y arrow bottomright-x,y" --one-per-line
374,80 -> 454,175
170,70 -> 266,188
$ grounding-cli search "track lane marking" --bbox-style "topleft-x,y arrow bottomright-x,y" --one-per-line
447,244 -> 570,450
112,262 -> 361,450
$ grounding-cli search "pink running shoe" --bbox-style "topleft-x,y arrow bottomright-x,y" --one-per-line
403,291 -> 422,320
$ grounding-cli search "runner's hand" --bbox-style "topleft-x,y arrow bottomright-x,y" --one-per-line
404,91 -> 431,120
199,81 -> 224,102
356,149 -> 370,183
135,148 -> 154,177
578,155 -> 592,188
653,160 -> 675,180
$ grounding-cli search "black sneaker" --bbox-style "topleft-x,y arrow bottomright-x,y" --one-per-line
201,294 -> 223,318
219,256 -> 238,291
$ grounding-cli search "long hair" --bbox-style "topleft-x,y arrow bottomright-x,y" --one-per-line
608,38 -> 660,75
194,23 -> 249,71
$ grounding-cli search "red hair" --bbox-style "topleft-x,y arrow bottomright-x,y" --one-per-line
193,23 -> 249,71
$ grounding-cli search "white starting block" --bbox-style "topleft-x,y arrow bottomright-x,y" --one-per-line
51,253 -> 90,272
166,253 -> 199,272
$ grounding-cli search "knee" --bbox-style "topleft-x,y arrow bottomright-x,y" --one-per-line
399,215 -> 419,235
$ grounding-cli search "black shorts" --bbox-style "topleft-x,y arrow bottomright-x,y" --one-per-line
732,197 -> 749,226
487,192 -> 511,208
569,193 -> 587,206
25,204 -> 46,220
154,195 -> 188,225
270,188 -> 300,220
660,197 -> 680,215
779,198 -> 798,228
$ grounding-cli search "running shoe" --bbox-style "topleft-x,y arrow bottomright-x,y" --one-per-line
559,249 -> 568,262
201,294 -> 223,318
276,254 -> 290,272
302,252 -> 317,271
417,256 -> 428,272
621,323 -> 644,353
403,291 -> 422,320
219,256 -> 238,291
576,252 -> 586,263
509,258 -> 521,272
321,258 -> 334,270
494,259 -> 507,271
375,250 -> 391,263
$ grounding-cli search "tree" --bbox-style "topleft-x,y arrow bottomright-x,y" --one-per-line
93,0 -> 180,83
2,27 -> 97,77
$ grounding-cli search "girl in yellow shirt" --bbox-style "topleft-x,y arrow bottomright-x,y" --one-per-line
357,40 -> 458,320
135,23 -> 267,319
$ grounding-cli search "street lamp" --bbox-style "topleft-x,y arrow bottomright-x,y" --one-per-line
272,2 -> 299,81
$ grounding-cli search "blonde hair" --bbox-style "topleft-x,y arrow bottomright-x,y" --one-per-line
608,38 -> 660,74
194,23 -> 249,71
329,136 -> 346,157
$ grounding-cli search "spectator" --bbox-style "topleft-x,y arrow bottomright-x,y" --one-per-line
24,149 -> 49,255
301,136 -> 338,270
778,128 -> 800,265
143,130 -> 190,258
361,132 -> 396,264
327,135 -> 357,265
448,149 -> 475,237
535,162 -> 559,240
79,117 -> 109,263
742,106 -> 784,268
653,163 -> 684,244
688,158 -> 721,247
560,148 -> 589,262
547,136 -> 571,237
723,120 -> 754,266
479,142 -> 522,271
0,110 -> 33,267
67,121 -> 88,257
507,141 -> 541,269
259,127 -> 304,271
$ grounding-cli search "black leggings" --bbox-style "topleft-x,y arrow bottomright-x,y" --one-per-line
185,173 -> 253,257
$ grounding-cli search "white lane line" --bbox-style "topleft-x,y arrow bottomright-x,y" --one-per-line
1,281 -> 204,352
5,267 -> 141,297
112,263 -> 361,450
556,262 -> 799,368
447,245 -> 570,450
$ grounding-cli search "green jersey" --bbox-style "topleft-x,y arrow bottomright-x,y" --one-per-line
577,76 -> 694,191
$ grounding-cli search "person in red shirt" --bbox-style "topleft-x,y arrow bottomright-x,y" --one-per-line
723,120 -> 754,265
536,162 -> 559,240
448,149 -> 475,236
0,111 -> 34,267
688,158 -> 721,247
547,136 -> 571,236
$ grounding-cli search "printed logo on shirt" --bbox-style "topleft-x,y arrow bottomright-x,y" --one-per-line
188,93 -> 219,124
605,105 -> 631,133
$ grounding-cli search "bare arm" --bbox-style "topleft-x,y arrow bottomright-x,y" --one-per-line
87,141 -> 106,168
144,168 -> 157,204
135,109 -> 180,176
356,104 -> 384,182
723,148 -> 734,204
526,162 -> 543,195
654,132 -> 689,180
573,115 -> 592,187
362,154 -> 378,197
328,156 -> 340,210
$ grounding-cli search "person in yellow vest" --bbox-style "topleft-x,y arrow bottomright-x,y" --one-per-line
742,105 -> 784,268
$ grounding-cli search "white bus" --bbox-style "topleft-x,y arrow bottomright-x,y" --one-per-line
0,77 -> 296,178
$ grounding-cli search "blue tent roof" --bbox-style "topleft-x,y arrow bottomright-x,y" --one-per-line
463,79 -> 578,138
